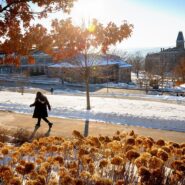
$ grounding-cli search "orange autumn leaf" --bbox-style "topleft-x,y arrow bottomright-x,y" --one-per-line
4,57 -> 14,65
0,58 -> 3,65
28,56 -> 35,64
14,56 -> 21,67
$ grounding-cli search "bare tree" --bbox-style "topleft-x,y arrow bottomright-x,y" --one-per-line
128,51 -> 144,78
174,56 -> 185,83
158,53 -> 168,92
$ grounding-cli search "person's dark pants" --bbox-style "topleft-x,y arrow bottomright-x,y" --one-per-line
37,117 -> 50,126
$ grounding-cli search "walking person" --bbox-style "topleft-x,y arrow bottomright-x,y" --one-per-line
50,87 -> 54,95
30,92 -> 53,129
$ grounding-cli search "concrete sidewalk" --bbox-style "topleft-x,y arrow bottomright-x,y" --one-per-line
0,111 -> 185,143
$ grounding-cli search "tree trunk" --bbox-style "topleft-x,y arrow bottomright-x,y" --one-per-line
84,53 -> 91,136
84,112 -> 89,137
85,79 -> 91,110
84,77 -> 90,137
136,71 -> 139,78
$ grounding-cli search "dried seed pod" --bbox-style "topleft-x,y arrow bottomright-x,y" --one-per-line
149,156 -> 164,169
126,149 -> 140,161
111,156 -> 124,165
156,139 -> 165,146
157,149 -> 168,161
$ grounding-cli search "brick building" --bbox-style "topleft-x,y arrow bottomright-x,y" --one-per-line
145,31 -> 185,76
48,54 -> 132,83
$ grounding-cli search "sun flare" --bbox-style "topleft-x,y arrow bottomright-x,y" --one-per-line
87,24 -> 96,33
71,0 -> 106,24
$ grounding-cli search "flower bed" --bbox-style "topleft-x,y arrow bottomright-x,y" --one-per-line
0,130 -> 185,185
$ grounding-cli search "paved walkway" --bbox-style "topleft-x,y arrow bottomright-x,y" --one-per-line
0,111 -> 185,143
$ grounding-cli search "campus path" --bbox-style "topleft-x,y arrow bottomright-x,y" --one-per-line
0,110 -> 185,144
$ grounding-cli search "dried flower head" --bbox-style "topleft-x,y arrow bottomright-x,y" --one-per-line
113,135 -> 121,141
95,178 -> 113,185
150,148 -> 158,156
124,145 -> 134,152
115,179 -> 125,185
144,139 -> 153,148
141,152 -> 151,160
115,130 -> 120,135
182,147 -> 185,155
161,146 -> 171,154
53,156 -> 64,165
108,140 -> 122,151
135,137 -> 143,145
139,166 -> 151,181
175,148 -> 183,156
16,165 -> 25,175
104,149 -> 112,158
156,139 -> 165,146
80,170 -> 91,179
0,166 -> 13,184
134,156 -> 148,168
81,155 -> 92,165
89,137 -> 101,148
9,177 -> 21,185
170,170 -> 184,182
104,136 -> 111,143
171,142 -> 180,148
89,162 -> 95,174
157,149 -> 168,161
151,168 -> 162,178
59,167 -> 69,177
75,178 -> 84,185
125,137 -> 135,146
126,149 -> 140,161
99,136 -> 105,142
111,156 -> 124,165
59,175 -> 74,185
99,159 -> 109,168
79,148 -> 89,157
149,156 -> 164,169
171,160 -> 184,171
180,143 -> 185,148
1,147 -> 9,155
69,168 -> 78,178
0,142 -> 4,147
73,130 -> 84,140
24,162 -> 35,174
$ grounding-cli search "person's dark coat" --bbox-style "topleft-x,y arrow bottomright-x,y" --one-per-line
30,96 -> 51,118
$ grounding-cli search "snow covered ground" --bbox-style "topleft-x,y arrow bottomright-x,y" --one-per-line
0,91 -> 185,132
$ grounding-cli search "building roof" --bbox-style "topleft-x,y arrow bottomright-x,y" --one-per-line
49,54 -> 132,68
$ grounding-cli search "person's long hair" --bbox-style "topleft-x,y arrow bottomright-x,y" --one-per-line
36,91 -> 45,101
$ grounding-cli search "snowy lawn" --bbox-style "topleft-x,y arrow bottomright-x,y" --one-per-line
0,91 -> 185,132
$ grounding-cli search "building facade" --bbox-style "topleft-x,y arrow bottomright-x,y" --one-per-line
48,54 -> 132,83
0,51 -> 132,83
145,31 -> 185,76
0,50 -> 53,75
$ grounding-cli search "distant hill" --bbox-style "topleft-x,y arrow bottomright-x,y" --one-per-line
123,46 -> 174,56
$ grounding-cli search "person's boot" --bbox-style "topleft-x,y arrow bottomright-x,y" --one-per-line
35,123 -> 40,128
48,122 -> 53,129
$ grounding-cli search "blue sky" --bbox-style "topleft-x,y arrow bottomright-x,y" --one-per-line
41,0 -> 185,49
133,0 -> 185,17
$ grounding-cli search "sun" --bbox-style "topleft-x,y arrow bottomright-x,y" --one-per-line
71,0 -> 106,25
87,24 -> 96,33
